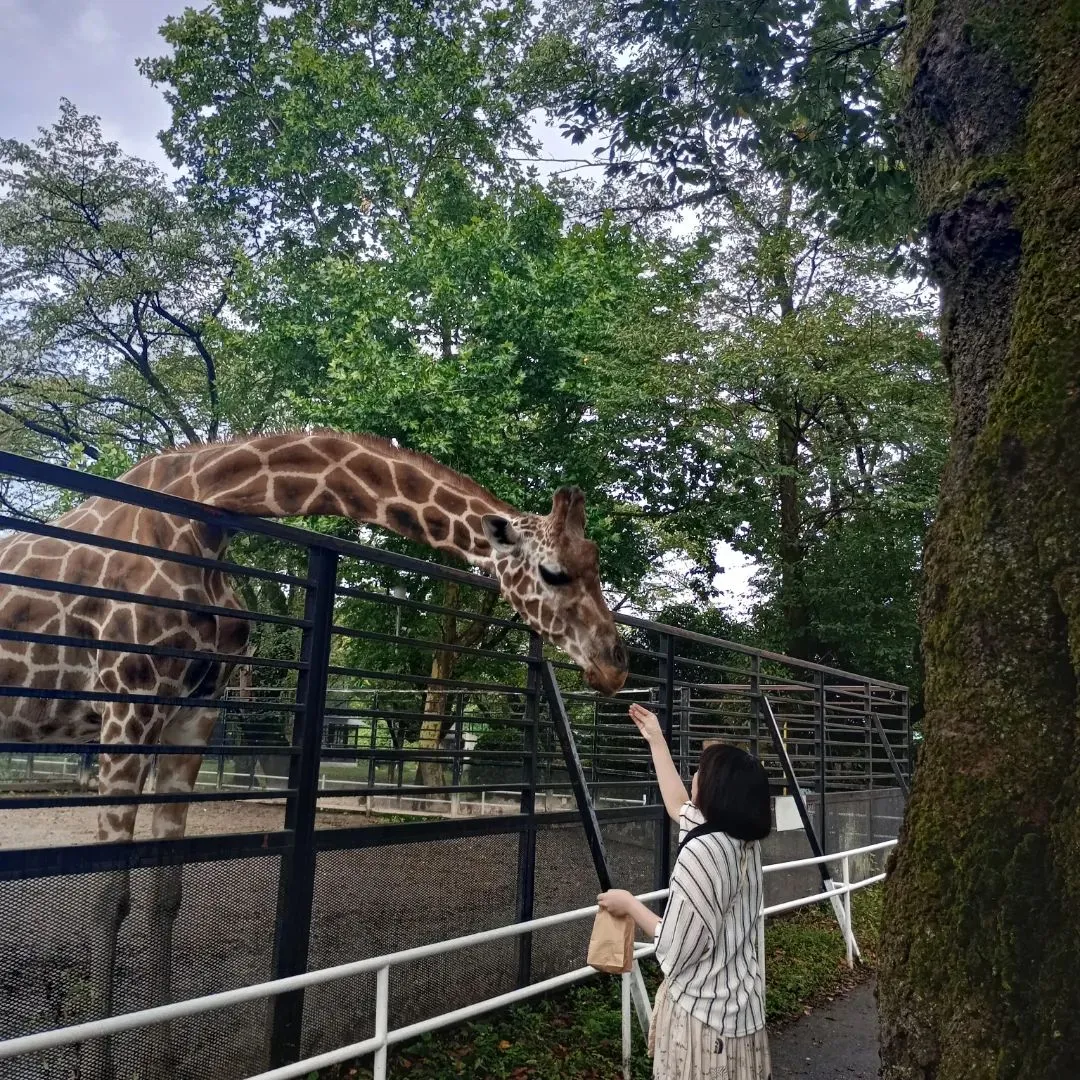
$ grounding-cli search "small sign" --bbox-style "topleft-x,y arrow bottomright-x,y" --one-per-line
775,795 -> 803,832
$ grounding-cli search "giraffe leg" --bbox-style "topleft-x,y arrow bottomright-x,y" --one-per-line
142,709 -> 216,1076
83,745 -> 153,1080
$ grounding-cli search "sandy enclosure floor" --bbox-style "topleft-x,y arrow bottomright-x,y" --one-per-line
0,797 -> 372,849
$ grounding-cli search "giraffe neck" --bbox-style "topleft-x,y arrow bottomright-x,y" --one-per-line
120,432 -> 513,567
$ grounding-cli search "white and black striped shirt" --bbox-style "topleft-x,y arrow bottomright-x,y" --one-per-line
653,801 -> 765,1036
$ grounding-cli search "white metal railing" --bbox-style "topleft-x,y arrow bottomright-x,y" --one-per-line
0,839 -> 896,1080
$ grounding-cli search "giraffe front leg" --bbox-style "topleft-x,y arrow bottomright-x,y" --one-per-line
83,746 -> 153,1080
142,715 -> 213,1077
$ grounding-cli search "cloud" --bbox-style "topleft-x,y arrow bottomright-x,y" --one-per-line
73,6 -> 115,48
0,0 -> 39,37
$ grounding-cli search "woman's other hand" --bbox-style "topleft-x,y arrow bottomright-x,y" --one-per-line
597,888 -> 636,917
629,702 -> 663,744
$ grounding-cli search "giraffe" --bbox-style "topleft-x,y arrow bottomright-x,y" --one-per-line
0,430 -> 629,1078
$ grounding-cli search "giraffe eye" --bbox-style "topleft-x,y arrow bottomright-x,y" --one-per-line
540,565 -> 573,587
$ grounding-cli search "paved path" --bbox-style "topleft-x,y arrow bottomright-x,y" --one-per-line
770,979 -> 880,1079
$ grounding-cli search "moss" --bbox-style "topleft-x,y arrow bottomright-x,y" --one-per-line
881,0 -> 1080,1076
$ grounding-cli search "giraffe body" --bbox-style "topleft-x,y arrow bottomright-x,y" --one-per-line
0,431 -> 627,1078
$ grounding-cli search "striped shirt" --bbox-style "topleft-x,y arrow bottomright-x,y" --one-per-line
653,801 -> 765,1037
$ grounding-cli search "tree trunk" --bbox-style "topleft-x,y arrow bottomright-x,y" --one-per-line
776,406 -> 810,658
416,648 -> 454,789
771,184 -> 811,659
414,586 -> 498,789
879,3 -> 1080,1076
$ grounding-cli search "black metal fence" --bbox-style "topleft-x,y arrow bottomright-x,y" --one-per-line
0,450 -> 911,1080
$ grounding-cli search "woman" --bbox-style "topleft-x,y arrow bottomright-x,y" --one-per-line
598,702 -> 772,1079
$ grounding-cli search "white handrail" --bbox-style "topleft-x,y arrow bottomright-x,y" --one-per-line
761,838 -> 895,873
0,839 -> 897,1079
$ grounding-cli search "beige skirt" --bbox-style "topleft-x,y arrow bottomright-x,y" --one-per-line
648,981 -> 772,1080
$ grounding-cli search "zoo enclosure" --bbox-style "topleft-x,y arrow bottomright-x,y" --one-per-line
0,450 -> 911,1079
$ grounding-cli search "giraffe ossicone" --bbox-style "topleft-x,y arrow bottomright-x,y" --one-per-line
0,430 -> 628,1079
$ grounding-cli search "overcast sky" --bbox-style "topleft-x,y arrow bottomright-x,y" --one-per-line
0,1 -> 180,168
0,0 -> 759,612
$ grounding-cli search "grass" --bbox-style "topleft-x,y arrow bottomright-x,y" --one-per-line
313,886 -> 884,1080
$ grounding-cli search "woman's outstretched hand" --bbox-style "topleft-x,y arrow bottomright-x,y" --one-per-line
629,702 -> 662,744
631,701 -> 689,823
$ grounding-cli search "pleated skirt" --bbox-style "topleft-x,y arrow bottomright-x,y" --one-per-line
648,981 -> 772,1080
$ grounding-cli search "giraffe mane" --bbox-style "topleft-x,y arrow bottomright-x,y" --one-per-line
122,429 -> 518,515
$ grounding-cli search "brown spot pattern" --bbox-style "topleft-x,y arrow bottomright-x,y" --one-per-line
394,463 -> 435,503
422,506 -> 451,542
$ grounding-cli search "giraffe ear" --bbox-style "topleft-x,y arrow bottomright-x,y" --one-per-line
551,486 -> 586,536
482,514 -> 520,553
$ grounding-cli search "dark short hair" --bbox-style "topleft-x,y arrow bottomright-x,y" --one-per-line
694,743 -> 772,841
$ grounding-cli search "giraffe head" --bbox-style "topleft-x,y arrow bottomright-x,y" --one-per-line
481,486 -> 629,695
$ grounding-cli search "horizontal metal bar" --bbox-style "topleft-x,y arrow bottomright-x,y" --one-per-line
0,787 -> 297,810
248,964 -> 602,1080
321,705 -> 523,726
324,666 -> 527,695
671,655 -> 756,681
0,570 -> 309,628
0,685 -> 303,712
333,585 -> 523,630
0,512 -> 311,587
0,829 -> 295,881
329,623 -> 532,666
0,627 -> 304,673
321,746 -> 526,763
0,742 -> 299,757
0,450 -> 501,592
762,839 -> 897,873
763,872 -> 888,917
611,610 -> 905,689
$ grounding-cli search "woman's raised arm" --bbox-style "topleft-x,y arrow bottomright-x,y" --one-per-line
628,703 -> 689,822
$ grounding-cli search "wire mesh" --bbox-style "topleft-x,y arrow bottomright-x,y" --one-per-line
300,831 -> 521,1059
0,854 -> 280,1080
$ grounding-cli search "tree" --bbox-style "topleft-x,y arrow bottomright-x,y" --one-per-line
0,101 -> 239,463
529,4 -> 945,687
878,4 -> 1080,1076
651,181 -> 946,687
139,0 -> 537,259
532,0 -> 915,249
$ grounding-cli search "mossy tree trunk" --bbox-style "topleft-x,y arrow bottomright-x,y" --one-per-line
879,2 -> 1080,1076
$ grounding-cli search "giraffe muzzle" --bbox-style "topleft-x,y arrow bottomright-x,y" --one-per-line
584,639 -> 629,696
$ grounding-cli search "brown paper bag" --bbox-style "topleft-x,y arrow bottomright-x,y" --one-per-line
587,908 -> 634,974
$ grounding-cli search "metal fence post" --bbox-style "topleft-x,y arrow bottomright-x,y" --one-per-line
842,855 -> 854,969
749,654 -> 761,761
678,685 -> 690,781
903,688 -> 914,786
515,634 -> 542,988
268,545 -> 338,1068
865,683 -> 874,790
452,691 -> 465,788
655,634 -> 676,890
817,672 -> 827,854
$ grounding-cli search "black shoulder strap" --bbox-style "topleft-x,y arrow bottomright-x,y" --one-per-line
677,820 -> 727,857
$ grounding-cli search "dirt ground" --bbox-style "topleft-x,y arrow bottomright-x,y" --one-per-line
0,797 -> 369,849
